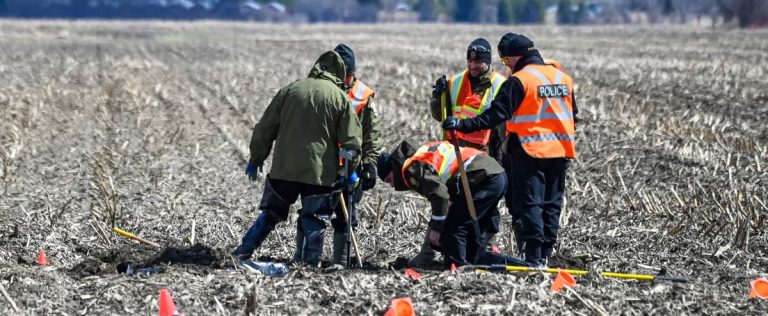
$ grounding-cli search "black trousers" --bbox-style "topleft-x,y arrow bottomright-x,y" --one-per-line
234,177 -> 336,260
441,173 -> 507,266
263,178 -> 334,221
507,145 -> 567,263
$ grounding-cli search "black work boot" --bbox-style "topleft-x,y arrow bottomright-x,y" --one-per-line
524,240 -> 543,267
408,229 -> 437,268
541,242 -> 555,267
484,232 -> 497,251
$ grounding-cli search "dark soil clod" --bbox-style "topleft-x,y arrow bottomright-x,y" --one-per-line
149,244 -> 224,267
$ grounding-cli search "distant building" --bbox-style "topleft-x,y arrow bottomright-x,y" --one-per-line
239,1 -> 306,22
378,0 -> 418,22
240,1 -> 262,13
394,2 -> 410,12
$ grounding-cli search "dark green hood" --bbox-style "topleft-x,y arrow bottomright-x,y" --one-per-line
309,51 -> 346,89
249,50 -> 362,186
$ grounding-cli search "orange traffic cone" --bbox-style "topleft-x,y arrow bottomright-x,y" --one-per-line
450,263 -> 457,273
550,269 -> 576,293
749,278 -> 768,300
37,249 -> 49,266
383,297 -> 415,316
158,288 -> 180,316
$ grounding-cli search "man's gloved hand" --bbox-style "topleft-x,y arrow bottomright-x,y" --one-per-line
245,162 -> 263,181
361,163 -> 377,191
442,117 -> 462,131
432,75 -> 448,98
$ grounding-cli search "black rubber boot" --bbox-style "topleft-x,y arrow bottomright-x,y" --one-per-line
233,178 -> 290,261
332,232 -> 349,266
298,192 -> 335,267
291,221 -> 303,263
232,212 -> 278,261
301,222 -> 325,267
324,232 -> 349,272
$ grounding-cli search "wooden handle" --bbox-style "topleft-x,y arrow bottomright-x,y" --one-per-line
448,131 -> 477,220
339,194 -> 364,268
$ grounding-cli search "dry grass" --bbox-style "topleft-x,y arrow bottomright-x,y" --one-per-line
0,20 -> 766,315
88,146 -> 122,238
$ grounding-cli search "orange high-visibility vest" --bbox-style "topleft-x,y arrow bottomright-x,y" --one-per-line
401,141 -> 485,188
505,64 -> 576,159
544,58 -> 564,72
445,70 -> 505,147
339,80 -> 376,166
347,80 -> 375,116
503,58 -> 563,77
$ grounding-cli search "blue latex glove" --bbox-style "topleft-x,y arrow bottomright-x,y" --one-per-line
442,117 -> 461,131
245,162 -> 263,181
347,171 -> 360,187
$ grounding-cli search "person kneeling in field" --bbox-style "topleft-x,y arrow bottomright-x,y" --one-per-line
377,140 -> 528,268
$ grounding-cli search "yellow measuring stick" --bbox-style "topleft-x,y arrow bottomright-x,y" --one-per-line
440,90 -> 449,140
113,227 -> 162,248
475,265 -> 686,282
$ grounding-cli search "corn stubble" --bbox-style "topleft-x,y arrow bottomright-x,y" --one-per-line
0,21 -> 765,315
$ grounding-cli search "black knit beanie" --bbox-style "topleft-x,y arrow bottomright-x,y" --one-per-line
334,43 -> 355,74
498,33 -> 536,57
377,141 -> 419,191
466,38 -> 492,64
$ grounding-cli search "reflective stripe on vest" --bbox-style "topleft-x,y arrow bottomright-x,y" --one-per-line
446,70 -> 506,147
519,133 -> 574,144
503,58 -> 563,78
347,80 -> 375,116
506,64 -> 576,159
401,141 -> 485,188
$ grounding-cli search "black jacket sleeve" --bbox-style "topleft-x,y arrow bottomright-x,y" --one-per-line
404,162 -> 450,232
456,77 -> 525,133
572,91 -> 579,128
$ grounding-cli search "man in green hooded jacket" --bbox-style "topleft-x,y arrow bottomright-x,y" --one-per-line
292,43 -> 383,269
232,50 -> 362,267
